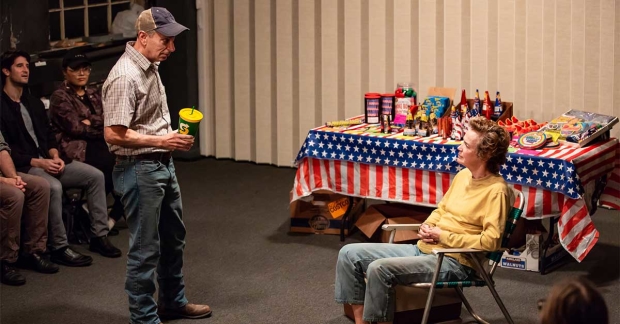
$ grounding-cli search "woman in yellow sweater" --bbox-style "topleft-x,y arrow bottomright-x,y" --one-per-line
335,116 -> 514,324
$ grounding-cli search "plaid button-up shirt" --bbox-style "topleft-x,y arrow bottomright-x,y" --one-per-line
102,41 -> 172,155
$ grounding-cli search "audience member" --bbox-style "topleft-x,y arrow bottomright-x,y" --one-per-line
540,276 -> 608,324
102,7 -> 210,323
49,50 -> 124,233
1,132 -> 58,285
334,116 -> 513,324
0,50 -> 120,264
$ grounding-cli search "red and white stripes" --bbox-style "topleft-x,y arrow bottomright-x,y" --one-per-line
292,154 -> 617,262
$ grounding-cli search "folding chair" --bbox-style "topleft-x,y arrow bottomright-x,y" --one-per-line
382,190 -> 525,324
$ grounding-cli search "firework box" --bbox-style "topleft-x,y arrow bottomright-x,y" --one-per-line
540,110 -> 618,147
498,233 -> 542,272
355,203 -> 434,243
289,191 -> 364,235
497,229 -> 566,273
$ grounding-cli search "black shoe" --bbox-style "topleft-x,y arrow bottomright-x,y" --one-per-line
50,247 -> 93,267
21,253 -> 59,274
89,236 -> 122,258
108,227 -> 120,236
1,262 -> 26,286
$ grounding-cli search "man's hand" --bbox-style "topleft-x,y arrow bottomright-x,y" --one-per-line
160,132 -> 194,151
33,158 -> 63,175
52,156 -> 65,173
418,224 -> 442,244
0,176 -> 27,192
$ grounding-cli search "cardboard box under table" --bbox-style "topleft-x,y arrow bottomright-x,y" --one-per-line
289,191 -> 364,236
350,203 -> 462,323
355,203 -> 434,243
497,230 -> 566,273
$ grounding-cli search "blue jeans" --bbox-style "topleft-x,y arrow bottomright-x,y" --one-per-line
113,158 -> 188,324
334,243 -> 471,322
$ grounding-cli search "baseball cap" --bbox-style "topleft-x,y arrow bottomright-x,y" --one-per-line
62,50 -> 90,69
135,7 -> 189,37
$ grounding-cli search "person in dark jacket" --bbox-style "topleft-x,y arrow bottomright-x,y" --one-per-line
49,50 -> 124,231
0,50 -> 121,263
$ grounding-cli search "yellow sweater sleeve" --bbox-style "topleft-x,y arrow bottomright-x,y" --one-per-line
438,191 -> 511,251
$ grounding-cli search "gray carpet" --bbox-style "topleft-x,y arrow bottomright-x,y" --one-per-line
0,158 -> 618,324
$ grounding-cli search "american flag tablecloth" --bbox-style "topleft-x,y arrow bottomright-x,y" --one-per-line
291,122 -> 619,262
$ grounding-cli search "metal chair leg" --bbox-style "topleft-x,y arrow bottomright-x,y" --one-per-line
471,256 -> 514,324
454,287 -> 490,324
421,254 -> 445,324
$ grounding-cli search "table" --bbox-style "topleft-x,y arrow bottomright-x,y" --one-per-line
291,118 -> 619,267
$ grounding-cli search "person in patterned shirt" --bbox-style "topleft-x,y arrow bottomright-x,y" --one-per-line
102,7 -> 210,324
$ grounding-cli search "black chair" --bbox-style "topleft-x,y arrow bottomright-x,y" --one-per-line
62,188 -> 91,244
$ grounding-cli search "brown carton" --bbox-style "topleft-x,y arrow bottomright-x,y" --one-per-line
289,190 -> 364,236
344,286 -> 462,323
355,203 -> 434,243
465,99 -> 514,123
427,86 -> 457,106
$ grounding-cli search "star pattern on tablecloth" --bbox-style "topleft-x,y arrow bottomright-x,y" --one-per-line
296,130 -> 583,199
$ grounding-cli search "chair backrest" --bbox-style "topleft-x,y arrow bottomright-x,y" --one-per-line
486,190 -> 525,273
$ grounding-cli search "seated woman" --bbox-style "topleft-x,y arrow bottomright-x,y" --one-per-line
334,116 -> 514,324
49,50 -> 124,232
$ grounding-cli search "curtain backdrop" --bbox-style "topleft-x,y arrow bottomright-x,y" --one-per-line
196,0 -> 619,167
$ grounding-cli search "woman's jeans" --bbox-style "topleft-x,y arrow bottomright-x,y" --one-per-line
113,158 -> 188,324
335,243 -> 471,323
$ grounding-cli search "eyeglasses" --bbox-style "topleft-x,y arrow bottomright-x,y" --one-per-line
67,66 -> 92,74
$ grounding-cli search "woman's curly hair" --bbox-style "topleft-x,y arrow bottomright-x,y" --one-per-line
467,116 -> 510,174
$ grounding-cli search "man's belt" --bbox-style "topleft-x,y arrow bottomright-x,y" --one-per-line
115,152 -> 172,164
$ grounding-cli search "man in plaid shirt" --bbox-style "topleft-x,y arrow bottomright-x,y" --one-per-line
102,7 -> 210,324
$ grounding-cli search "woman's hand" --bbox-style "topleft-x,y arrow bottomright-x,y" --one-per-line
418,224 -> 442,244
81,119 -> 91,126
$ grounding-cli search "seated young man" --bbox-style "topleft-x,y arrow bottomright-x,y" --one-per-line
49,50 -> 124,232
334,116 -> 514,324
1,133 -> 58,285
0,50 -> 121,262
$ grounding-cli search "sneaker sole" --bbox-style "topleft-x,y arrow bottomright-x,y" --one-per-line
158,310 -> 212,320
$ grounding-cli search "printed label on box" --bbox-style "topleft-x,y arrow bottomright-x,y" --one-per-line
501,256 -> 526,270
309,215 -> 330,232
328,198 -> 350,219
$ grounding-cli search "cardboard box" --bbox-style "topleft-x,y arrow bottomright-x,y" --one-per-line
355,203 -> 434,243
499,233 -> 542,272
344,286 -> 462,324
497,231 -> 565,273
427,87 -> 457,107
465,99 -> 514,123
289,191 -> 364,235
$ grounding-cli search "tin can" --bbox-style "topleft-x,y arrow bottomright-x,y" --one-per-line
364,93 -> 381,124
380,93 -> 395,119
